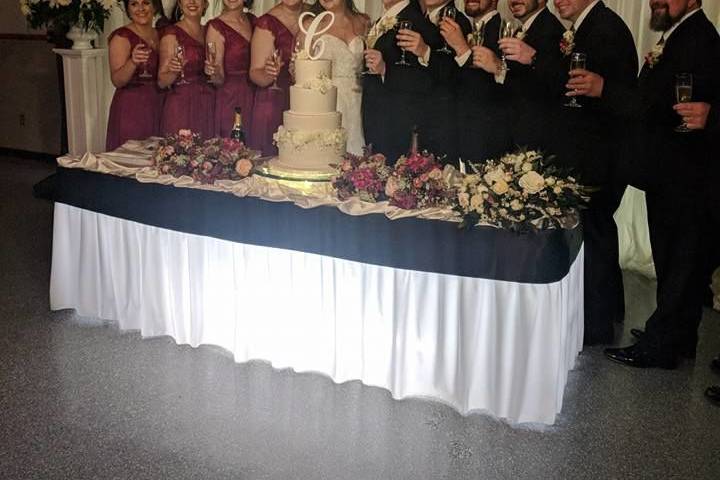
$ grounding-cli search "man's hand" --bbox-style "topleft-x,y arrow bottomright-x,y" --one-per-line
498,38 -> 536,65
396,29 -> 429,58
673,102 -> 711,130
471,46 -> 502,75
439,17 -> 469,57
566,69 -> 605,98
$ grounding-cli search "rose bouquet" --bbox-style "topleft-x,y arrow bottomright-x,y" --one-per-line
20,0 -> 116,34
331,150 -> 391,202
153,130 -> 258,184
385,151 -> 455,210
455,149 -> 589,231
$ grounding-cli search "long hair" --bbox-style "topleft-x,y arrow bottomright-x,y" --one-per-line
310,0 -> 361,15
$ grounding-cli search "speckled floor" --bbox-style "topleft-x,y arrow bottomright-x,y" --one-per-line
1,155 -> 719,479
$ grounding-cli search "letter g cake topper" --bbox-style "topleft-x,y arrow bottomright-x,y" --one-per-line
298,11 -> 335,60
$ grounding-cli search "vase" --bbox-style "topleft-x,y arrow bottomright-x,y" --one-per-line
66,25 -> 98,50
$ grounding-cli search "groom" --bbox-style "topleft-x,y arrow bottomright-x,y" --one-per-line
362,0 -> 437,162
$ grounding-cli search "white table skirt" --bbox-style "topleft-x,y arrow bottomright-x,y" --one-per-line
50,203 -> 584,425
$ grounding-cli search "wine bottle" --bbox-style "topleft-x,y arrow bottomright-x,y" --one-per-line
408,125 -> 419,155
230,107 -> 245,143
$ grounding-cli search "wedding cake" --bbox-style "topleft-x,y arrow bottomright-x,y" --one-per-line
267,12 -> 347,180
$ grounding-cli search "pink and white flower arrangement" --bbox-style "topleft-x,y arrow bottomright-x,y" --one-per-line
386,152 -> 455,210
153,131 -> 259,184
644,42 -> 664,68
560,29 -> 575,56
331,149 -> 391,202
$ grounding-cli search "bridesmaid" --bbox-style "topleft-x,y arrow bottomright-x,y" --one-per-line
158,0 -> 214,138
205,0 -> 257,138
106,0 -> 163,151
248,0 -> 304,156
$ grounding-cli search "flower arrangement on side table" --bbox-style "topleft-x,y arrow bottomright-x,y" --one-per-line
20,0 -> 115,34
455,149 -> 589,231
153,129 -> 259,185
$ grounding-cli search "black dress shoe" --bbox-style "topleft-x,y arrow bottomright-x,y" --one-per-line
627,329 -> 696,359
604,344 -> 677,369
705,385 -> 720,404
711,356 -> 720,374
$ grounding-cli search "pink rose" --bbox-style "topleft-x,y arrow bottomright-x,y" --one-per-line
202,161 -> 213,173
178,129 -> 192,137
235,158 -> 253,177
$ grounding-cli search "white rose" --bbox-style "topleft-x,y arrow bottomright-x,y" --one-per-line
510,199 -> 523,211
470,194 -> 484,212
546,177 -> 556,186
492,179 -> 509,195
458,192 -> 470,208
483,167 -> 505,185
522,162 -> 532,173
553,186 -> 563,194
519,171 -> 545,194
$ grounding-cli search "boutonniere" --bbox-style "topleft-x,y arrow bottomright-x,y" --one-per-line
644,42 -> 664,68
559,29 -> 575,56
368,15 -> 398,48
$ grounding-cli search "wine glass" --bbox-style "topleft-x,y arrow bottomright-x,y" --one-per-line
395,20 -> 414,66
674,73 -> 693,133
270,48 -> 282,91
205,41 -> 216,83
138,42 -> 153,79
499,19 -> 517,72
437,6 -> 457,54
564,52 -> 587,108
175,44 -> 189,85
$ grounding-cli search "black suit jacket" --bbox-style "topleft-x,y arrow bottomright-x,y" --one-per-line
617,10 -> 720,211
553,1 -> 638,186
507,8 -> 566,154
455,12 -> 511,161
361,2 -> 437,160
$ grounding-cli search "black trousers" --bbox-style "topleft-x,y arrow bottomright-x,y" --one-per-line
639,193 -> 709,359
581,186 -> 626,345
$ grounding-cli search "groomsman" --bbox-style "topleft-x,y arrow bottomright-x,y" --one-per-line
470,0 -> 566,154
596,0 -> 720,368
439,0 -> 511,162
362,0 -> 438,162
553,0 -> 638,344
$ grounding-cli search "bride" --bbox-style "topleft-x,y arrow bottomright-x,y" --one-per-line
308,0 -> 369,155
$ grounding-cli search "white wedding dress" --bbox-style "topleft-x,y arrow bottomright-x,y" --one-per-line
317,34 -> 366,155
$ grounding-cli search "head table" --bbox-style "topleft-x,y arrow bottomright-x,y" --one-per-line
50,143 -> 584,425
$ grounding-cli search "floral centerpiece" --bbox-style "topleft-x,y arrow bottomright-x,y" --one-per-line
385,151 -> 455,210
153,129 -> 258,185
20,0 -> 116,35
331,149 -> 391,202
455,149 -> 589,231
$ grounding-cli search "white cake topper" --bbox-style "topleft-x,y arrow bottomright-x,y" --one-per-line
298,11 -> 335,60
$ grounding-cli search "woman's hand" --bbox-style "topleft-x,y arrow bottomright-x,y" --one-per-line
130,43 -> 150,66
364,49 -> 386,76
264,55 -> 281,79
167,54 -> 184,74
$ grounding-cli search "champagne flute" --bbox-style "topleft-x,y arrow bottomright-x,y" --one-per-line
175,44 -> 189,85
674,73 -> 693,133
395,20 -> 414,66
270,48 -> 282,91
564,52 -> 586,108
437,6 -> 457,54
499,19 -> 517,72
470,19 -> 485,47
205,41 -> 216,83
138,42 -> 153,79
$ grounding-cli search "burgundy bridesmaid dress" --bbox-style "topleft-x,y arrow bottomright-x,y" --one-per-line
106,27 -> 163,151
160,25 -> 215,139
208,17 -> 257,139
248,14 -> 294,156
